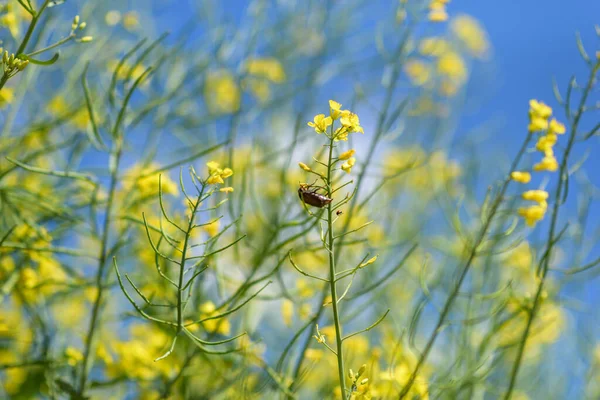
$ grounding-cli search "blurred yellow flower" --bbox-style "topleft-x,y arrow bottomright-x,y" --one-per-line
203,219 -> 220,237
65,347 -> 84,366
204,70 -> 241,114
282,299 -> 294,327
122,163 -> 178,199
451,14 -> 489,58
199,301 -> 231,335
105,10 -> 122,26
341,157 -> 356,174
0,87 -> 15,108
428,1 -> 448,22
339,149 -> 356,160
437,52 -> 466,83
123,11 -> 140,31
404,60 -> 431,86
246,57 -> 286,83
548,118 -> 566,135
533,155 -> 559,172
510,171 -> 531,184
518,204 -> 546,226
419,37 -> 450,57
522,189 -> 548,204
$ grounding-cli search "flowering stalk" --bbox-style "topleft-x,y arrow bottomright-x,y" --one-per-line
398,132 -> 532,399
504,59 -> 600,400
296,100 -> 368,399
325,130 -> 348,398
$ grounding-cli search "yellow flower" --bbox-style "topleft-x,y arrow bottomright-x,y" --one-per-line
439,80 -> 459,97
65,347 -> 84,366
105,10 -> 122,26
203,219 -> 220,237
219,187 -> 234,193
529,99 -> 552,119
204,70 -> 241,114
199,301 -> 230,335
244,79 -> 271,103
207,161 -> 221,174
533,155 -> 558,172
450,14 -> 489,58
339,149 -> 356,160
123,11 -> 140,31
246,57 -> 286,83
221,168 -> 233,178
282,299 -> 294,327
419,37 -> 450,56
428,1 -> 448,22
518,205 -> 546,226
404,60 -> 431,86
510,171 -> 531,184
522,189 -> 548,204
535,133 -> 557,152
308,114 -> 333,134
528,117 -> 549,132
329,100 -> 343,119
298,162 -> 312,171
206,175 -> 224,185
107,59 -> 148,83
340,110 -> 364,134
341,157 -> 356,174
0,87 -> 15,108
437,52 -> 467,83
548,118 -> 566,135
206,161 -> 233,185
122,163 -> 178,201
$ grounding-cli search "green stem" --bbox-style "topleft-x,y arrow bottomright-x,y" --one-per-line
326,134 -> 347,399
399,133 -> 532,399
77,135 -> 123,394
503,62 -> 599,400
27,33 -> 75,57
0,0 -> 50,91
177,186 -> 204,329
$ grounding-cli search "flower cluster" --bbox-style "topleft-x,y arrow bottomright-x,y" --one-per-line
307,100 -> 364,140
206,161 -> 234,190
513,99 -> 566,226
301,101 -> 363,178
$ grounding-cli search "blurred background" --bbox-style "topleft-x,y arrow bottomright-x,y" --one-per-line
1,1 -> 600,399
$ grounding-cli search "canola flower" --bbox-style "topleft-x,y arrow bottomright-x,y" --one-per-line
515,100 -> 565,227
428,0 -> 449,22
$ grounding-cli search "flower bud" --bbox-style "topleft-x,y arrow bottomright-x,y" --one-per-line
358,364 -> 367,377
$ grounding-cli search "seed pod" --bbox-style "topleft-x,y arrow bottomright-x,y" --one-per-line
298,185 -> 332,208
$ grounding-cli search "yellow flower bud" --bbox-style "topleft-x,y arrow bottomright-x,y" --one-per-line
522,190 -> 548,204
298,162 -> 311,172
510,171 -> 531,184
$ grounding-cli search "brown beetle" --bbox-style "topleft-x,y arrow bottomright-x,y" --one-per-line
298,183 -> 332,208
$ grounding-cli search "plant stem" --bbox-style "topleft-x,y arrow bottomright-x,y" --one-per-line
77,135 -> 123,395
177,187 -> 204,329
0,0 -> 50,91
326,134 -> 347,399
503,62 -> 599,400
398,133 -> 531,399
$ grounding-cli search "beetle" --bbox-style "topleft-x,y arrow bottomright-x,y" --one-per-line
298,183 -> 332,208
